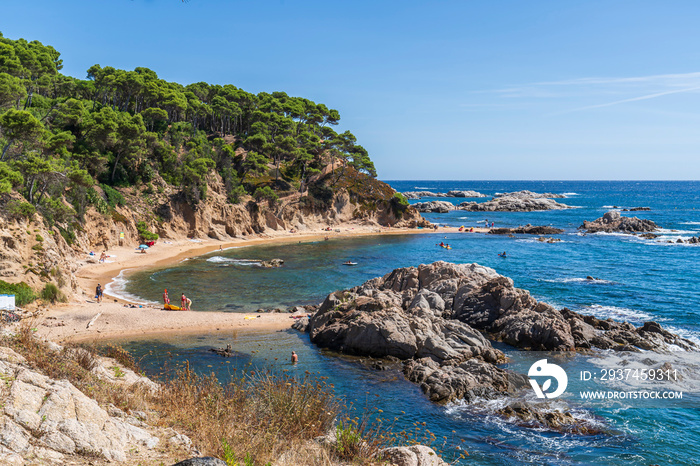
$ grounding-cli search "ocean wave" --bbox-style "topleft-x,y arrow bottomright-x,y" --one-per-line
577,304 -> 653,324
656,228 -> 699,235
515,238 -> 568,244
104,269 -> 159,305
414,186 -> 433,190
601,206 -> 620,209
542,277 -> 613,285
681,221 -> 700,225
562,192 -> 579,196
206,256 -> 261,266
663,326 -> 700,347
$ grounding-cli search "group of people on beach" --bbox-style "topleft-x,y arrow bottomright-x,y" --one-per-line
163,289 -> 192,310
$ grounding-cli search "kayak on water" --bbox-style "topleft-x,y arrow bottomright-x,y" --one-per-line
343,261 -> 358,266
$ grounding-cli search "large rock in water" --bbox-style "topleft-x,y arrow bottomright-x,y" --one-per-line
580,211 -> 658,233
304,261 -> 697,430
458,197 -> 571,212
412,201 -> 455,213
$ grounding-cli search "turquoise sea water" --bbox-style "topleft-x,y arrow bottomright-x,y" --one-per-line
114,181 -> 700,465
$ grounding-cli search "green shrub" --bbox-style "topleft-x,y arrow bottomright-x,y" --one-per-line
35,234 -> 43,242
57,225 -> 76,246
85,187 -> 110,215
100,184 -> 125,208
40,283 -> 66,303
136,221 -> 159,241
6,200 -> 36,220
390,192 -> 410,218
253,186 -> 278,207
0,280 -> 35,306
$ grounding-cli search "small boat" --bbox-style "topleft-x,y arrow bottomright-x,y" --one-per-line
164,303 -> 182,311
343,261 -> 358,266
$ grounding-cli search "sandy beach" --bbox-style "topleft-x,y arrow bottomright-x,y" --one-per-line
36,224 -> 486,343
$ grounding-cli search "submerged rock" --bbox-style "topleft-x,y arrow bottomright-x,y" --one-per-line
209,344 -> 236,357
580,211 -> 658,233
488,224 -> 564,235
260,258 -> 284,268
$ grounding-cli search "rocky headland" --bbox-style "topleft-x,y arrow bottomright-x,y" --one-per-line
294,261 -> 696,432
580,211 -> 658,233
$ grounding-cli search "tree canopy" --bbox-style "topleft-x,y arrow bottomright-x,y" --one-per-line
0,31 -> 377,226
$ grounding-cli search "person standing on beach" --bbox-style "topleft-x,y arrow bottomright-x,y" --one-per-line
291,351 -> 298,363
163,289 -> 169,305
186,296 -> 192,311
181,293 -> 187,310
96,284 -> 103,303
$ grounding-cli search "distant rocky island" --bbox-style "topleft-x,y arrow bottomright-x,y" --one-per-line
402,190 -> 487,199
412,190 -> 572,213
580,211 -> 658,233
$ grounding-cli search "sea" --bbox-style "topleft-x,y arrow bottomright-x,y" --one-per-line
108,181 -> 700,465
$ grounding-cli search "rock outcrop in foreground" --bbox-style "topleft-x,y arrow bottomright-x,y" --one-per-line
298,262 -> 696,429
581,211 -> 658,233
0,346 -> 194,465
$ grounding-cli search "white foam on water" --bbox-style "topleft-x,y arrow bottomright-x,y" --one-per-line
681,221 -> 700,225
656,228 -> 698,235
543,277 -> 613,285
206,256 -> 261,266
514,238 -> 568,244
664,325 -> 700,347
413,186 -> 433,190
578,304 -> 654,324
104,269 -> 159,305
562,192 -> 579,196
601,205 -> 620,209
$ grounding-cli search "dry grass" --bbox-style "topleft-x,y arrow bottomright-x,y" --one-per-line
154,363 -> 339,465
5,322 -> 455,465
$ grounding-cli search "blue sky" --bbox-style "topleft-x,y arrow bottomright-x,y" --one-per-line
3,0 -> 700,180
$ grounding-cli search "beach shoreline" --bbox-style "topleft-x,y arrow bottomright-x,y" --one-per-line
37,224 -> 485,343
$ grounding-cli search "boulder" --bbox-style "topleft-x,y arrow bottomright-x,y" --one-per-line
412,201 -> 455,213
580,211 -> 658,233
382,445 -> 448,466
260,258 -> 284,268
458,197 -> 571,212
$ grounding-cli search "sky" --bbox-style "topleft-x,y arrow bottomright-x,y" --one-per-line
2,0 -> 700,180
